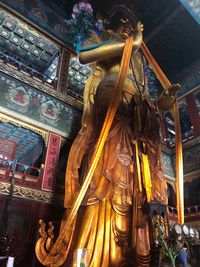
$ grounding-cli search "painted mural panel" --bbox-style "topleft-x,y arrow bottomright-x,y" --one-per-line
194,91 -> 200,115
183,144 -> 200,173
0,71 -> 82,137
176,59 -> 200,96
172,143 -> 200,174
162,152 -> 175,178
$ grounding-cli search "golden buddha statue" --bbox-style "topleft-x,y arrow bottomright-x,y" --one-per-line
36,6 -> 180,267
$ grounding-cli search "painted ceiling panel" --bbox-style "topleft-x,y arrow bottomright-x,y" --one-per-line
2,0 -> 70,44
0,7 -> 60,80
0,122 -> 44,166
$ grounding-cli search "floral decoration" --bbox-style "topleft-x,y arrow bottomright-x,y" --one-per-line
9,86 -> 29,106
41,101 -> 59,120
72,2 -> 93,18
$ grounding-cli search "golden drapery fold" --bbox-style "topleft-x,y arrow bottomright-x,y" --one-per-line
64,38 -> 133,209
36,37 -> 134,267
35,38 -> 182,267
141,42 -> 184,225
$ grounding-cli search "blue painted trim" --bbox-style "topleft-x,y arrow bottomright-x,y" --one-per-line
76,40 -> 115,52
179,0 -> 200,25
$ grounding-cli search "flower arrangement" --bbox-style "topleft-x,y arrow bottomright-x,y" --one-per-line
65,2 -> 95,49
72,2 -> 93,18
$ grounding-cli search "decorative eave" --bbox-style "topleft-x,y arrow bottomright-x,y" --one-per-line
0,181 -> 63,204
161,143 -> 173,155
182,135 -> 200,150
184,170 -> 200,183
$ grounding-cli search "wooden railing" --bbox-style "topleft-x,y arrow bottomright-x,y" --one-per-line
168,205 -> 200,222
0,159 -> 42,190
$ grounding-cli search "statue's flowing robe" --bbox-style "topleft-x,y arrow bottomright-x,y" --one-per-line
63,31 -> 168,267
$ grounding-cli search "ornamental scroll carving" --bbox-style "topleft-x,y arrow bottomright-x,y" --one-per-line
0,182 -> 63,203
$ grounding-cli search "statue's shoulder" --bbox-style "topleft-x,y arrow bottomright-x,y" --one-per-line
104,30 -> 123,41
85,29 -> 122,43
82,30 -> 105,47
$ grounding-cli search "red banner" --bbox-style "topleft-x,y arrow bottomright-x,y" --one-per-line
0,137 -> 16,160
42,133 -> 61,192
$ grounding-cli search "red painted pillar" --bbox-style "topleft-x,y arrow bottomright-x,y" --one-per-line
185,94 -> 200,137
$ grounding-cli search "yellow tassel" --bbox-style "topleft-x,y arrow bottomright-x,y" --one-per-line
142,153 -> 152,202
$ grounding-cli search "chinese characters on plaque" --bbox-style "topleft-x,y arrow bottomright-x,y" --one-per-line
42,133 -> 61,191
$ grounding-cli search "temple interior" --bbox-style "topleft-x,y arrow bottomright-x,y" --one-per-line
0,0 -> 199,266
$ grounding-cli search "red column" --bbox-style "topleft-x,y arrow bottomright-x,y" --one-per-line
185,94 -> 200,137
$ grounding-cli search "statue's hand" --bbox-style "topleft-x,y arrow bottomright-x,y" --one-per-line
132,22 -> 143,50
157,83 -> 181,112
135,21 -> 144,34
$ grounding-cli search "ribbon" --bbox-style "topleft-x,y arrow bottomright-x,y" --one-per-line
141,42 -> 184,224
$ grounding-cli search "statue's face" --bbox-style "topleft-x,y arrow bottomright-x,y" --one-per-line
116,17 -> 134,37
108,10 -> 135,38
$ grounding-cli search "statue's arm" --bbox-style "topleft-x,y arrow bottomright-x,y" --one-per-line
79,22 -> 143,64
79,41 -> 127,64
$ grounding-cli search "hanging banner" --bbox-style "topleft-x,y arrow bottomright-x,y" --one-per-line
0,137 -> 16,161
42,133 -> 61,192
179,0 -> 200,25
